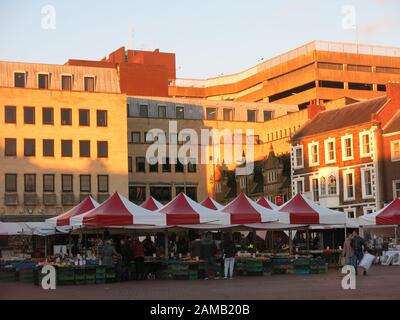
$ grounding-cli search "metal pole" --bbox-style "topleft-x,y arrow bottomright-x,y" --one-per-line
45,236 -> 48,258
289,230 -> 293,255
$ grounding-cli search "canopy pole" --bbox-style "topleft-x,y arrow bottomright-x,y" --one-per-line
289,230 -> 293,255
164,229 -> 169,258
395,226 -> 398,244
44,236 -> 48,259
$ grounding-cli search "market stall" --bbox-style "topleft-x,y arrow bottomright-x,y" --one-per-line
256,197 -> 278,210
200,197 -> 224,210
140,196 -> 163,211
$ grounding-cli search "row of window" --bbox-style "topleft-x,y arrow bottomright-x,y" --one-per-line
128,157 -> 197,173
3,138 -> 108,158
293,132 -> 372,169
293,167 -> 374,201
4,174 -> 109,193
206,108 -> 272,122
317,62 -> 400,75
129,185 -> 197,203
3,106 -> 108,127
131,104 -> 185,119
13,72 -> 95,92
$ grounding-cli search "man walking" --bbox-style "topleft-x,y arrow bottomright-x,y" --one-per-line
352,230 -> 366,275
342,233 -> 356,271
200,232 -> 218,280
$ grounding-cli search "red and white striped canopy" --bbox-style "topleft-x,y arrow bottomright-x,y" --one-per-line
257,197 -> 278,210
359,198 -> 400,226
200,197 -> 224,210
70,192 -> 165,227
221,193 -> 280,224
140,196 -> 163,211
277,193 -> 345,225
158,193 -> 230,225
46,196 -> 99,227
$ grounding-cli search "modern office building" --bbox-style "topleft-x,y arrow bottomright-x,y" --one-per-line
0,61 -> 128,221
168,41 -> 400,109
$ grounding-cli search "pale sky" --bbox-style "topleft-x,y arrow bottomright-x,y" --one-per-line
0,0 -> 399,79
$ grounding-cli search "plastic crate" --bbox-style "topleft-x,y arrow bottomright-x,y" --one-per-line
0,269 -> 17,282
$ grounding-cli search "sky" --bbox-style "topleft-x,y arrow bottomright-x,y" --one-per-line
0,0 -> 399,79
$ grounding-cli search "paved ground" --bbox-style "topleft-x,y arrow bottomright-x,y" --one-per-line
1,266 -> 399,300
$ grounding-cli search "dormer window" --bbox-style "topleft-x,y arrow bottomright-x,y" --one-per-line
14,72 -> 26,88
38,73 -> 49,89
84,76 -> 95,92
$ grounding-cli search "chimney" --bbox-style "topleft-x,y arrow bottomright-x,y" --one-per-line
307,102 -> 325,120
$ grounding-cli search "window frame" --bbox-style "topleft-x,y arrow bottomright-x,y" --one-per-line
341,134 -> 354,161
176,106 -> 184,119
97,141 -> 108,158
79,174 -> 91,193
14,71 -> 26,88
24,138 -> 36,157
96,110 -> 108,127
61,108 -> 72,126
84,75 -> 95,92
392,180 -> 400,199
158,105 -> 167,119
61,140 -> 73,157
223,108 -> 233,121
5,174 -> 17,192
24,174 -> 36,193
42,107 -> 54,125
308,141 -> 320,167
206,107 -> 217,120
324,137 -> 336,164
293,177 -> 304,195
97,175 -> 109,193
61,174 -> 73,192
42,139 -> 55,157
135,157 -> 146,173
23,106 -> 35,124
343,169 -> 355,201
4,138 -> 17,157
37,72 -> 49,89
43,174 -> 55,193
139,104 -> 149,118
61,74 -> 73,91
292,145 -> 304,169
247,109 -> 257,122
4,106 -> 17,124
79,109 -> 90,126
390,140 -> 400,162
79,140 -> 91,158
359,131 -> 372,158
361,167 -> 374,199
344,208 -> 357,220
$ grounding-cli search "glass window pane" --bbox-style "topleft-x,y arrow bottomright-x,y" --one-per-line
42,107 -> 54,125
5,106 -> 17,123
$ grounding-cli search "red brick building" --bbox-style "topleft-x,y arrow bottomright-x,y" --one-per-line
290,83 -> 400,222
66,47 -> 176,97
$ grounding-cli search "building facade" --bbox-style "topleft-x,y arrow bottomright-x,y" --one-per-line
169,41 -> 400,109
0,61 -> 128,221
290,83 -> 400,223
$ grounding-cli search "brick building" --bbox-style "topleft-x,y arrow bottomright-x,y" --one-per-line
290,83 -> 400,224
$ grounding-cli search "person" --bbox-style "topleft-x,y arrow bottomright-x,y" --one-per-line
142,236 -> 156,256
132,238 -> 146,280
120,239 -> 133,281
342,233 -> 356,270
71,241 -> 79,256
190,234 -> 202,258
177,235 -> 189,256
101,240 -> 120,267
200,232 -> 218,279
352,230 -> 366,275
222,234 -> 236,279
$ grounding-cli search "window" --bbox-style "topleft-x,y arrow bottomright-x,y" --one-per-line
344,208 -> 356,220
247,110 -> 257,122
311,178 -> 319,202
96,110 -> 107,127
5,174 -> 17,192
186,187 -> 197,201
5,106 -> 16,123
294,178 -> 304,195
38,73 -> 49,89
139,104 -> 148,118
62,174 -> 73,192
61,108 -> 72,125
318,80 -> 344,89
359,132 -> 371,157
162,157 -> 171,172
341,135 -> 353,160
79,140 -> 90,157
24,107 -> 35,124
61,75 -> 72,91
128,157 -> 132,172
131,132 -> 141,144
348,82 -> 373,91
223,108 -> 233,121
391,140 -> 400,161
135,157 -> 146,172
24,174 -> 36,192
175,159 -> 184,173
97,141 -> 108,158
175,186 -> 185,196
61,140 -> 73,157
150,186 -> 171,202
343,170 -> 355,201
188,158 -> 197,173
4,138 -> 16,156
158,105 -> 167,118
43,139 -> 54,157
361,168 -> 373,198
43,174 -> 55,192
308,142 -> 319,166
239,177 -> 247,189
328,176 -> 337,195
24,139 -> 35,156
176,106 -> 184,119
149,160 -> 158,173
80,175 -> 91,193
84,76 -> 95,92
14,72 -> 26,87
347,64 -> 372,72
377,84 -> 387,92
42,107 -> 54,125
363,207 -> 375,215
206,108 -> 217,120
320,177 -> 327,196
263,110 -> 272,121
324,138 -> 336,163
129,186 -> 146,203
317,62 -> 343,70
376,66 -> 400,74
393,180 -> 400,199
293,145 -> 304,169
98,175 -> 109,193
215,182 -> 222,193
79,109 -> 90,126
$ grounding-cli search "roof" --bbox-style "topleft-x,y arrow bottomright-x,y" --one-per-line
383,111 -> 400,134
292,96 -> 388,140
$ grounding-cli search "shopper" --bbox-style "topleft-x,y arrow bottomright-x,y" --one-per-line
200,232 -> 218,280
342,233 -> 356,270
120,239 -> 133,281
132,238 -> 146,280
142,236 -> 156,256
177,235 -> 189,256
190,234 -> 202,258
222,234 -> 236,279
101,240 -> 120,267
352,230 -> 366,275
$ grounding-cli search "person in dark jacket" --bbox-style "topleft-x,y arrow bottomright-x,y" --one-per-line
142,236 -> 156,257
222,233 -> 237,279
352,230 -> 366,275
200,233 -> 218,279
190,235 -> 202,258
120,239 -> 133,281
132,238 -> 146,280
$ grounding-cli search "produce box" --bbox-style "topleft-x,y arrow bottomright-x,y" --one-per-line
106,267 -> 116,283
0,267 -> 17,282
57,267 -> 75,285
